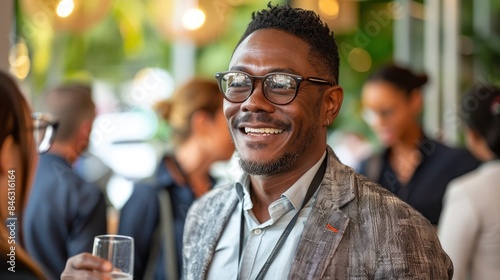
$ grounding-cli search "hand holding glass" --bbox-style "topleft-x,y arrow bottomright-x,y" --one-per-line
92,235 -> 134,279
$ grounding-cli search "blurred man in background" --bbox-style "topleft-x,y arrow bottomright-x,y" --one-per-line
23,84 -> 107,279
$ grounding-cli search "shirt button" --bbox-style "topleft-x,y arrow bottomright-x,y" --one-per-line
253,228 -> 262,235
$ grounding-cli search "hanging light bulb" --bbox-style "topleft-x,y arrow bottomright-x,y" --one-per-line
9,39 -> 31,80
318,0 -> 340,19
150,0 -> 231,45
56,0 -> 75,18
182,6 -> 206,30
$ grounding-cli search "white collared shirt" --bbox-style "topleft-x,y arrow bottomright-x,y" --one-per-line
207,152 -> 326,280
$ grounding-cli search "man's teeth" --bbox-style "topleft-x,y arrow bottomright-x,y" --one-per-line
244,127 -> 283,134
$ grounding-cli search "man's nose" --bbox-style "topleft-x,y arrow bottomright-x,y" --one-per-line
240,81 -> 275,112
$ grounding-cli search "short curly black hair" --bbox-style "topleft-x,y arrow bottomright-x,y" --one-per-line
235,3 -> 340,84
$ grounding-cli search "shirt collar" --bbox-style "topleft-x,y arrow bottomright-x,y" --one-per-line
283,152 -> 326,210
42,152 -> 72,166
235,151 -> 327,211
156,156 -> 176,188
156,154 -> 216,190
235,173 -> 253,211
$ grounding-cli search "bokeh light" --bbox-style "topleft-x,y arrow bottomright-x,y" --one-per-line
56,0 -> 75,18
348,47 -> 372,73
9,39 -> 31,80
182,8 -> 206,31
318,0 -> 340,19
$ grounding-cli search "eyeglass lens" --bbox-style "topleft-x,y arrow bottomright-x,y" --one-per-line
222,72 -> 298,105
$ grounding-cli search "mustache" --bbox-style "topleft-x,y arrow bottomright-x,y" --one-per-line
232,113 -> 290,130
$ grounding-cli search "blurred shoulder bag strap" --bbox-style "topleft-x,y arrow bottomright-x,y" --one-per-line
144,188 -> 178,280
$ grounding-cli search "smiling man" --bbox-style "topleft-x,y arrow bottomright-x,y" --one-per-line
181,3 -> 453,280
61,4 -> 453,280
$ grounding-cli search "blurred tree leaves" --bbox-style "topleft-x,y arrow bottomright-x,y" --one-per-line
18,0 -> 171,93
197,0 -> 285,79
17,0 -> 497,142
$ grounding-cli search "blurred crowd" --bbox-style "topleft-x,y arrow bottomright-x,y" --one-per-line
0,4 -> 499,280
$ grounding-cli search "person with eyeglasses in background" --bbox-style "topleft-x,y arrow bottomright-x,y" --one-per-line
438,84 -> 500,280
61,4 -> 452,279
0,70 -> 58,279
22,84 -> 107,279
357,64 -> 480,226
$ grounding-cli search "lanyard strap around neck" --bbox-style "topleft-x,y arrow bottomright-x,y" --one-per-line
238,155 -> 328,280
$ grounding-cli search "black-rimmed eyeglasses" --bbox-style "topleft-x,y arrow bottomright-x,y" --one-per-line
215,71 -> 335,105
32,112 -> 58,154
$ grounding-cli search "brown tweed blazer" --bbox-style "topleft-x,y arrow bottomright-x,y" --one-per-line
183,146 -> 453,279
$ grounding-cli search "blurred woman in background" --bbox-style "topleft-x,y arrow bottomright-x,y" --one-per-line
357,64 -> 479,225
0,71 -> 57,279
118,77 -> 235,280
438,84 -> 500,280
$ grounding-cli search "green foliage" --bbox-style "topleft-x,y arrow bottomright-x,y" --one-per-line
17,0 -> 498,143
333,2 -> 394,142
197,0 -> 286,78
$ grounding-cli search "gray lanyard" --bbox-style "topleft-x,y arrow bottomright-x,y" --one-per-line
238,156 -> 327,280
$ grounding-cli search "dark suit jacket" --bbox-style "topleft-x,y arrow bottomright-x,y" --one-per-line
183,147 -> 453,279
23,153 -> 107,278
358,137 -> 480,224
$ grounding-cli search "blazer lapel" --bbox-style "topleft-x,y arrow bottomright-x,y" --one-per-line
186,187 -> 239,280
288,148 -> 356,279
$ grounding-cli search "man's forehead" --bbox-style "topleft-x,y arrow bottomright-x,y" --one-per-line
229,29 -> 310,70
235,29 -> 308,51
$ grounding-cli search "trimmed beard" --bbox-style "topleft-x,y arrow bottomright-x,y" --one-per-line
237,122 -> 317,176
234,92 -> 324,176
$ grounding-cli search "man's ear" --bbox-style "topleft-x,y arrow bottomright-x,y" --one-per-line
409,89 -> 423,115
72,118 -> 94,154
74,119 -> 94,145
324,86 -> 344,126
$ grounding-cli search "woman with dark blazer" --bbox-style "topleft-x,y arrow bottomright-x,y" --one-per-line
357,64 -> 480,225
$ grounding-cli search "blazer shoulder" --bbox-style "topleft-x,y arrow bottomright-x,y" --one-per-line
349,174 -> 453,279
354,173 -> 431,224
